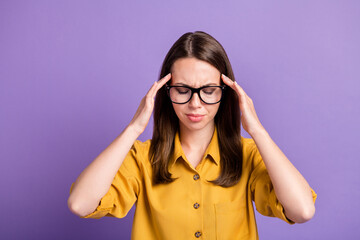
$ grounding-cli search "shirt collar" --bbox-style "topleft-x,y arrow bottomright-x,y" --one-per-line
170,127 -> 220,168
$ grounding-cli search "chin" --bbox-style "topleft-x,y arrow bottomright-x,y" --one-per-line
180,118 -> 214,132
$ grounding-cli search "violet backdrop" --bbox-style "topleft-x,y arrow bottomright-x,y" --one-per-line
1,0 -> 359,239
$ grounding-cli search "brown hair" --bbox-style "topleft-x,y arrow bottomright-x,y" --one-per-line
149,31 -> 243,187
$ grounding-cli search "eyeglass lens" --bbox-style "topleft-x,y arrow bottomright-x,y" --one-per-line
169,86 -> 222,104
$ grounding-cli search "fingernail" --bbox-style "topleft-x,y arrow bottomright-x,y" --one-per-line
222,74 -> 229,79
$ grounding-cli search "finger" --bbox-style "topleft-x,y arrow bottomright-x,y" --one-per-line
145,73 -> 171,95
155,73 -> 172,90
146,81 -> 159,98
221,74 -> 233,85
221,74 -> 239,90
150,73 -> 172,98
159,72 -> 172,83
233,81 -> 247,98
221,74 -> 253,108
221,74 -> 244,97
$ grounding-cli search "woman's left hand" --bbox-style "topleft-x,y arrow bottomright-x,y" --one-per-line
221,74 -> 265,136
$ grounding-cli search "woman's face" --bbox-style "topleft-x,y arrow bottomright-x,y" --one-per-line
170,57 -> 221,133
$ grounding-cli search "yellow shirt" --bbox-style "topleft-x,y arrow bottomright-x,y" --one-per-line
70,128 -> 317,240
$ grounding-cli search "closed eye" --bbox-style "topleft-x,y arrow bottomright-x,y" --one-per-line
175,87 -> 190,94
202,87 -> 217,95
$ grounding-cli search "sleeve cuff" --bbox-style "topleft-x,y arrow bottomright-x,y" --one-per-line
80,190 -> 115,219
268,188 -> 295,225
270,187 -> 317,225
69,182 -> 115,219
311,188 -> 317,203
81,192 -> 113,219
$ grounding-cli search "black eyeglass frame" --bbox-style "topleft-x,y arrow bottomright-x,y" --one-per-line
165,85 -> 226,104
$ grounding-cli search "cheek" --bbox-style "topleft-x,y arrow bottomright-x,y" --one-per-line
208,104 -> 221,116
171,103 -> 182,118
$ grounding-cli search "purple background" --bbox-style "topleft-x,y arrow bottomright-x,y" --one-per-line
1,0 -> 359,239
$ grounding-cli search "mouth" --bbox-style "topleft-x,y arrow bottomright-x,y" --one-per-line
186,114 -> 205,122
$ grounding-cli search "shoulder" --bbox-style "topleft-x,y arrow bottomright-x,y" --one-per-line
132,139 -> 152,154
129,139 -> 153,168
240,136 -> 262,169
240,136 -> 257,153
120,139 -> 153,176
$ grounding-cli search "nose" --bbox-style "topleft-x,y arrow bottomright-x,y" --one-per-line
188,92 -> 202,108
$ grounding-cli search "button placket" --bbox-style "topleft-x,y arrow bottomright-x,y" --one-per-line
191,172 -> 203,238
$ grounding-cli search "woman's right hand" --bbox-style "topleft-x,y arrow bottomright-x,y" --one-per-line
129,73 -> 172,134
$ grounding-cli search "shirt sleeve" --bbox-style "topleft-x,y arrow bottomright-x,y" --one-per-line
248,140 -> 317,225
69,140 -> 143,219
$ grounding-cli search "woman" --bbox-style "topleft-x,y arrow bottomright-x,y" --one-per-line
68,31 -> 317,240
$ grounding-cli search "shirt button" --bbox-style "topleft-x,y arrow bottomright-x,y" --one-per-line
195,231 -> 202,238
193,203 -> 200,209
193,174 -> 200,180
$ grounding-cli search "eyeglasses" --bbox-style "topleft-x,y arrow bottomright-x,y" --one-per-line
166,85 -> 226,104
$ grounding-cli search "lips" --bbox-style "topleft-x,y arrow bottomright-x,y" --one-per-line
186,114 -> 205,122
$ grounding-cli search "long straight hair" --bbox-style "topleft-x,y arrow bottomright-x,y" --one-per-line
149,31 -> 243,187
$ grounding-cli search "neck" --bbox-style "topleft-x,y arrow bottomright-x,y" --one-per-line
179,123 -> 215,151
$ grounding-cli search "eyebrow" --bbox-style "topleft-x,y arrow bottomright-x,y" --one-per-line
173,82 -> 219,87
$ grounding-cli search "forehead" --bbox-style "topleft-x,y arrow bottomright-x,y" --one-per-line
170,57 -> 220,86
